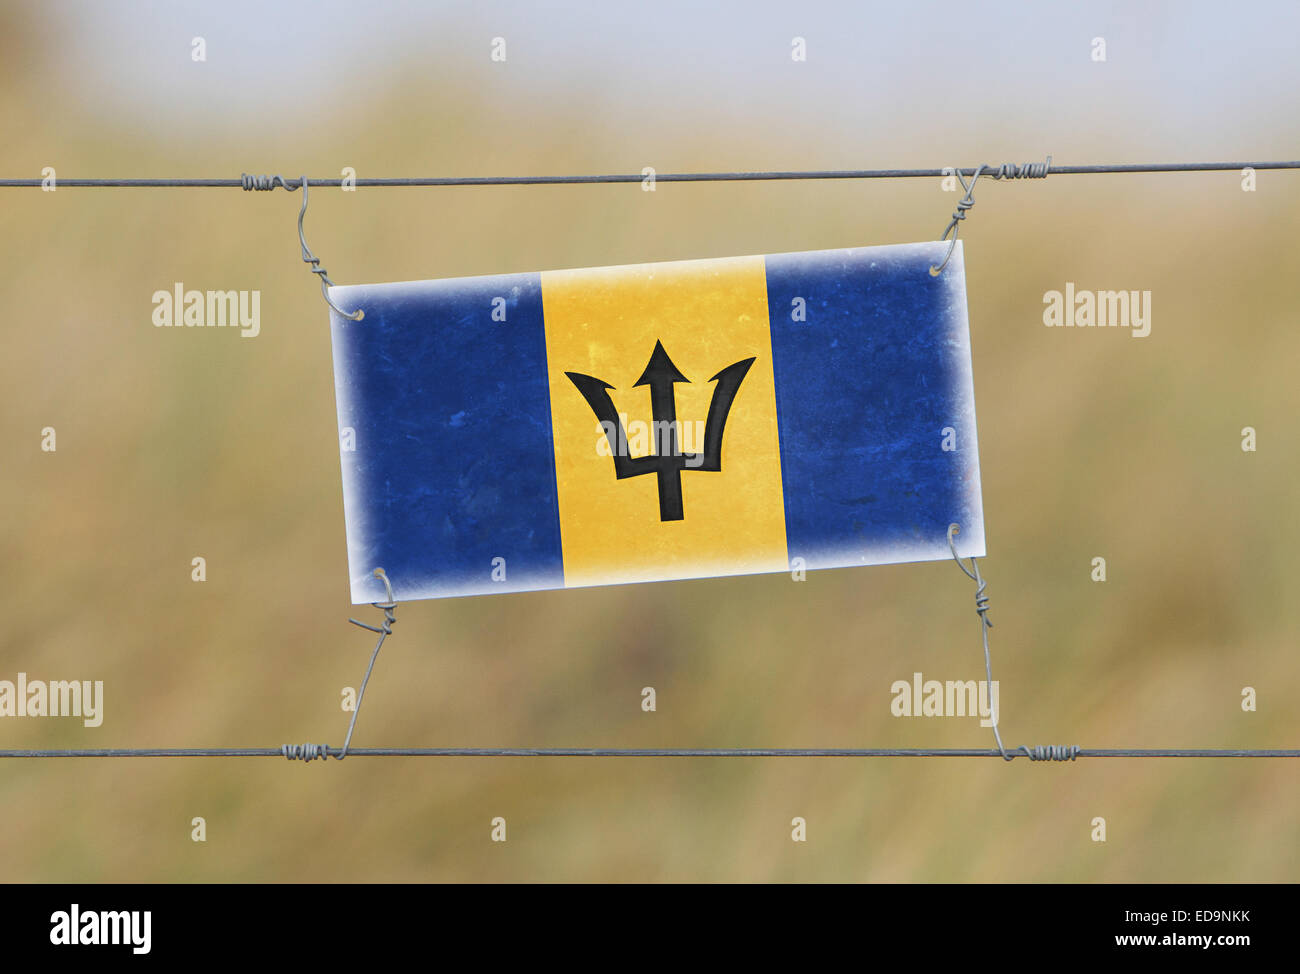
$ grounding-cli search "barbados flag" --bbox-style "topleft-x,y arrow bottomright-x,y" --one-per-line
327,240 -> 984,603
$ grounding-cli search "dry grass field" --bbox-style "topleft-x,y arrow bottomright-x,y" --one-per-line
1,2 -> 1297,881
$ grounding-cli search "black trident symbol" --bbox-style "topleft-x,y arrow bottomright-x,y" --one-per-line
565,340 -> 755,522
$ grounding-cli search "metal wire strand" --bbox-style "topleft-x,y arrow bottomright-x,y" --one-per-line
4,747 -> 1299,759
947,524 -> 1003,754
930,165 -> 987,276
929,157 -> 1051,276
4,159 -> 1297,188
241,172 -> 364,321
947,523 -> 1077,763
281,568 -> 397,763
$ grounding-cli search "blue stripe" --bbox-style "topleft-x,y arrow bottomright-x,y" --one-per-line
765,243 -> 984,569
329,274 -> 564,602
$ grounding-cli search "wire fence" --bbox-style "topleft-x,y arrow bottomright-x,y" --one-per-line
5,157 -> 1297,765
2,160 -> 1298,188
1,747 -> 1298,761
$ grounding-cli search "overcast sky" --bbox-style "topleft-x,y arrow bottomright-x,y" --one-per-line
33,0 -> 1300,164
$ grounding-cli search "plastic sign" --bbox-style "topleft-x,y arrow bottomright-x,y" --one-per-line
327,240 -> 984,603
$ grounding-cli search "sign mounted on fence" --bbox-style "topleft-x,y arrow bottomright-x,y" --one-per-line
327,240 -> 984,604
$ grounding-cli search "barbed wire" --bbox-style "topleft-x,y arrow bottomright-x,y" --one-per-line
1,160 -> 1297,188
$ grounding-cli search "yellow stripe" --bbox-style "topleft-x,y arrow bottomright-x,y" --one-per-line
541,255 -> 788,587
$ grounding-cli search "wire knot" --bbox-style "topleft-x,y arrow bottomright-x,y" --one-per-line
348,580 -> 397,636
948,523 -> 1013,760
948,194 -> 977,227
947,524 -> 992,629
972,573 -> 992,631
1017,744 -> 1081,762
930,156 -> 1050,275
242,173 -> 363,319
241,173 -> 293,191
294,175 -> 364,321
282,743 -> 332,762
332,569 -> 398,760
282,571 -> 396,767
989,156 -> 1052,180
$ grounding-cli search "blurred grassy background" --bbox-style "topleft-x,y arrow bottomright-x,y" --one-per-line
1,0 -> 1298,881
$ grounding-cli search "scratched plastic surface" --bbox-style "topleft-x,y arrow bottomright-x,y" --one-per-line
328,240 -> 984,603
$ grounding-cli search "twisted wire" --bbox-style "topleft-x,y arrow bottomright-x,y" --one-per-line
947,523 -> 1077,763
929,157 -> 1050,276
240,173 -> 293,191
1019,745 -> 1082,762
241,173 -> 364,321
282,743 -> 332,762
928,166 -> 985,276
335,568 -> 398,759
988,157 -> 1053,180
280,569 -> 398,762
